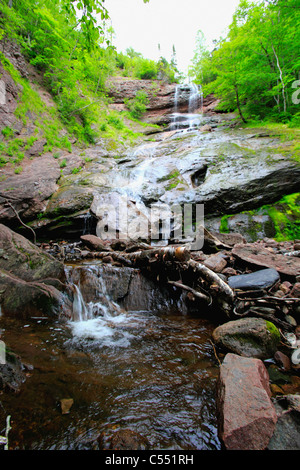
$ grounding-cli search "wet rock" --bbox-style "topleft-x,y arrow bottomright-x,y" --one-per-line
216,353 -> 277,450
0,348 -> 27,393
199,124 -> 212,132
227,268 -> 280,291
212,231 -> 246,247
98,428 -> 150,450
212,317 -> 281,359
0,224 -> 65,283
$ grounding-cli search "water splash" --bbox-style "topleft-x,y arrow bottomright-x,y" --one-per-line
66,265 -> 146,348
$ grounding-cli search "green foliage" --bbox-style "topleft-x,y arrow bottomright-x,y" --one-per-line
265,193 -> 300,241
116,48 -> 179,83
125,90 -> 149,119
190,0 -> 300,124
1,127 -> 14,138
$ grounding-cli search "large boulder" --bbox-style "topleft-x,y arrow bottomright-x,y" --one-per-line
217,353 -> 277,450
212,317 -> 281,359
0,224 -> 69,317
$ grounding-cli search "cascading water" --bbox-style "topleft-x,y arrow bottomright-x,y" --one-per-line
170,83 -> 203,132
188,82 -> 200,114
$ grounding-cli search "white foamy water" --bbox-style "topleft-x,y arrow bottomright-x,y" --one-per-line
69,311 -> 136,348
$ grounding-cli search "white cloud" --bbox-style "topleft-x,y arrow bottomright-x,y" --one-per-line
103,0 -> 242,74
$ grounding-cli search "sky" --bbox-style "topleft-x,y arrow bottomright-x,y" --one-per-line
103,0 -> 243,75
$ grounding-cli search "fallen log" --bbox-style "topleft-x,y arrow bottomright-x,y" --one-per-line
93,245 -> 235,316
168,280 -> 211,304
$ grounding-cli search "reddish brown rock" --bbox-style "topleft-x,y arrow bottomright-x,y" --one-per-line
290,283 -> 300,299
217,353 -> 277,450
80,234 -> 112,252
232,243 -> 300,279
203,253 -> 227,273
274,351 -> 292,371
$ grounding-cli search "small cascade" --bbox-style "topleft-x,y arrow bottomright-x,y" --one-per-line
188,82 -> 200,114
82,212 -> 94,235
72,284 -> 89,322
169,83 -> 203,132
65,263 -> 187,347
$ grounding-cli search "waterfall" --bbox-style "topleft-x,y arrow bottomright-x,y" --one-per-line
72,284 -> 89,322
188,82 -> 200,114
65,263 -> 186,347
64,264 -> 150,347
170,83 -> 202,131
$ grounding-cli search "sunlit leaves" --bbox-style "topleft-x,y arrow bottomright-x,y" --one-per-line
194,0 -> 300,121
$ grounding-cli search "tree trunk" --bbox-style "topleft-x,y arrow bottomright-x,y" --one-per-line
272,44 -> 287,113
234,84 -> 247,123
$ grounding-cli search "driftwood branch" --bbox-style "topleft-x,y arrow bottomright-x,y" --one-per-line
168,280 -> 211,304
95,245 -> 233,316
5,200 -> 36,244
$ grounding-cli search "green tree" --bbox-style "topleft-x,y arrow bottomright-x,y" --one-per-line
196,0 -> 300,122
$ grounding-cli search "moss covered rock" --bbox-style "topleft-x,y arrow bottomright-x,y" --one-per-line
212,317 -> 281,359
0,224 -> 70,317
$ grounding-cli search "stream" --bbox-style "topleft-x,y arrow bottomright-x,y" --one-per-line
0,262 -> 220,450
0,85 -> 222,450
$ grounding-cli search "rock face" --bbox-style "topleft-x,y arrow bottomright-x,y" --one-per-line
0,60 -> 20,131
216,353 -> 278,450
0,154 -> 61,226
212,317 -> 281,359
0,224 -> 69,317
106,76 -> 177,112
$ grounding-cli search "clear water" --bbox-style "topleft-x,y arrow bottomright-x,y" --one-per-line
0,293 -> 221,450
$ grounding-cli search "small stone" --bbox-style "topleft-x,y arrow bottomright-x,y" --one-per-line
274,351 -> 291,371
222,267 -> 237,276
60,398 -> 74,414
290,283 -> 300,299
285,315 -> 297,327
279,283 -> 290,295
274,290 -> 285,298
203,253 -> 227,273
270,384 -> 284,395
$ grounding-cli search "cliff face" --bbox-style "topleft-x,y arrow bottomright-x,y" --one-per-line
106,76 -> 219,125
